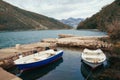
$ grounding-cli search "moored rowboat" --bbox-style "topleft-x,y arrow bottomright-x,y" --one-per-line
14,49 -> 63,71
81,48 -> 106,68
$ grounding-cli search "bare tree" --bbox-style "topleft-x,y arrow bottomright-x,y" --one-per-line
107,20 -> 120,40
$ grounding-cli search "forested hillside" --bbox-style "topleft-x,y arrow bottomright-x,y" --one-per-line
77,0 -> 120,40
0,0 -> 71,31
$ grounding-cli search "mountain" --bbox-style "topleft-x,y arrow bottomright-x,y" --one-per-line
77,0 -> 119,30
77,0 -> 120,40
60,17 -> 84,28
0,1 -> 71,31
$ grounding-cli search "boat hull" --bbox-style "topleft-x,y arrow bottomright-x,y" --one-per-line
82,59 -> 103,68
15,51 -> 63,71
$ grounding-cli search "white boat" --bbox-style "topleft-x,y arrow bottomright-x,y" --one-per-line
81,48 -> 106,68
14,49 -> 63,71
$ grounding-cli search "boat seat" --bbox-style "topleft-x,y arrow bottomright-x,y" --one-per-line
46,52 -> 56,56
33,57 -> 40,61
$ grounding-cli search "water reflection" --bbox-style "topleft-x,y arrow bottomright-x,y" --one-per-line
58,47 -> 83,52
81,62 -> 105,80
19,58 -> 63,80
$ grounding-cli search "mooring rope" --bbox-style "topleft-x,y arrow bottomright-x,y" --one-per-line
85,69 -> 93,80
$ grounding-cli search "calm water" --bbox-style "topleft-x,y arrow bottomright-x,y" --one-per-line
0,30 -> 106,48
0,30 -> 107,80
19,48 -> 84,80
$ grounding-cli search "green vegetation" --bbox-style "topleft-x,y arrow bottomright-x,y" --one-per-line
77,0 -> 120,40
77,1 -> 120,79
0,1 -> 71,31
93,56 -> 120,80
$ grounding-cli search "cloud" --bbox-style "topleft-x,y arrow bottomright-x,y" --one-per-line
3,0 -> 115,19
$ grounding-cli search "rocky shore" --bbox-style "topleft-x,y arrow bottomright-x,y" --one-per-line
42,34 -> 113,51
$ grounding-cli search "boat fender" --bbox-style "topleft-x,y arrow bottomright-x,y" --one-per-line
33,50 -> 37,53
18,53 -> 23,58
54,48 -> 57,51
45,47 -> 50,50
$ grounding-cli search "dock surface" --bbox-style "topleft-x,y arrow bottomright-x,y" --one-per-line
0,67 -> 22,80
0,42 -> 56,59
42,34 -> 113,50
0,42 -> 56,68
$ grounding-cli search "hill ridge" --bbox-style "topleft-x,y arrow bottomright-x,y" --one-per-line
0,0 -> 71,31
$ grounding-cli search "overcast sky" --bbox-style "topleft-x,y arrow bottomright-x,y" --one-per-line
3,0 -> 114,20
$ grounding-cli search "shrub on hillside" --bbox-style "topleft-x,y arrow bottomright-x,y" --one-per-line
107,20 -> 120,41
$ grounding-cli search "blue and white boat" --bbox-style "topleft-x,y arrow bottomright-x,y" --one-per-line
14,49 -> 63,71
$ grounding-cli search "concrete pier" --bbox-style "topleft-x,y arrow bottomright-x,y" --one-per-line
42,34 -> 113,50
58,34 -> 76,38
0,67 -> 22,80
0,42 -> 56,80
0,42 -> 56,69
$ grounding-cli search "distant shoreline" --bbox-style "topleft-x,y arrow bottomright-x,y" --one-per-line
0,29 -> 103,33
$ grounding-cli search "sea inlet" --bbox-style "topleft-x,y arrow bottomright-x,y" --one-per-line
0,30 -> 107,80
